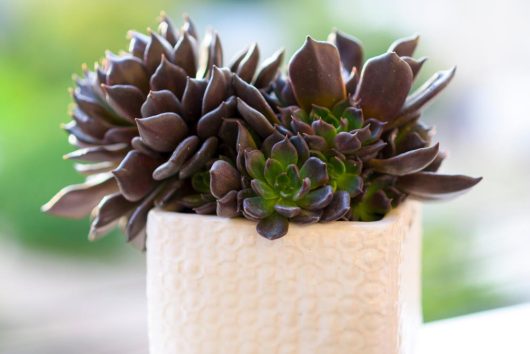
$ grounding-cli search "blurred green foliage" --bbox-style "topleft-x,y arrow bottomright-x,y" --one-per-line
0,0 -> 508,320
422,221 -> 511,321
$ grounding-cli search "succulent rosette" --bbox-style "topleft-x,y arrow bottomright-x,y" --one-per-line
44,13 -> 481,244
210,32 -> 481,238
42,14 -> 284,248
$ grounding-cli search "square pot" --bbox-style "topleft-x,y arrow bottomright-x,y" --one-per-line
146,200 -> 422,354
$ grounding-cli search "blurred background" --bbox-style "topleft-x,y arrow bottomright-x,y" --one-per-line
1,0 -> 529,352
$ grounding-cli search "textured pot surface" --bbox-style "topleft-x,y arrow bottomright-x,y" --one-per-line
146,201 -> 422,354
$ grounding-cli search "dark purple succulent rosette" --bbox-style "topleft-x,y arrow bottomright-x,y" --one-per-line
42,14 -> 284,248
209,34 -> 481,239
44,13 -> 481,245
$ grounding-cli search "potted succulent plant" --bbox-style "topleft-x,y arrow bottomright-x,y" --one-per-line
43,13 -> 481,354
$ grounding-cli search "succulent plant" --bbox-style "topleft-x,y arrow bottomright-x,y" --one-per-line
44,12 -> 481,244
215,33 -> 481,238
42,14 -> 283,248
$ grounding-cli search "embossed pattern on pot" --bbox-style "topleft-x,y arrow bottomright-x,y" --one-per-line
146,201 -> 422,354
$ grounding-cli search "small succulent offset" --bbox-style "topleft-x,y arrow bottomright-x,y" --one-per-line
44,13 -> 481,244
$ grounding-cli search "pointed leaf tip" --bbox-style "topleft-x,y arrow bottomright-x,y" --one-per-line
328,29 -> 363,72
388,34 -> 420,57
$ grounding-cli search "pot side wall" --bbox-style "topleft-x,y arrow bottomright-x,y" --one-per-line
146,201 -> 422,354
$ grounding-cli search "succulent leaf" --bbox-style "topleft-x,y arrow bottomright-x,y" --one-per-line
42,175 -> 118,219
356,52 -> 413,121
369,143 -> 440,176
113,151 -> 164,201
254,49 -> 284,88
256,213 -> 289,240
321,191 -> 351,222
179,136 -> 218,179
209,160 -> 241,199
141,90 -> 181,118
328,30 -> 363,72
399,67 -> 456,117
251,179 -> 276,199
300,157 -> 329,189
243,196 -> 275,219
136,112 -> 188,152
244,149 -> 266,179
271,138 -> 298,167
264,158 -> 284,186
388,34 -> 420,57
298,185 -> 334,211
216,190 -> 239,217
289,37 -> 346,111
237,43 -> 260,83
274,201 -> 302,218
152,135 -> 200,180
237,98 -> 275,138
397,172 -> 482,200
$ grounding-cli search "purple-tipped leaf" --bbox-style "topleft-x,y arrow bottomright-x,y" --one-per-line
250,179 -> 276,199
243,196 -> 275,219
271,138 -> 298,167
335,132 -> 361,154
299,157 -> 329,189
289,134 -> 310,163
274,203 -> 301,218
245,149 -> 266,179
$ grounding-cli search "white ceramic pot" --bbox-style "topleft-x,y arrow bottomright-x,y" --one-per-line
146,200 -> 422,354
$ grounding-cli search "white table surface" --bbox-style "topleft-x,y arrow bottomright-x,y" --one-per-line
419,303 -> 530,354
3,303 -> 529,353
